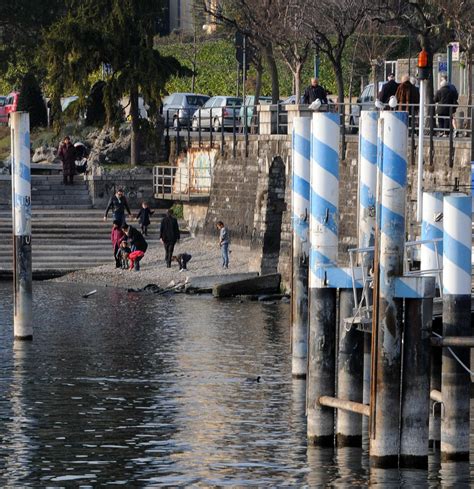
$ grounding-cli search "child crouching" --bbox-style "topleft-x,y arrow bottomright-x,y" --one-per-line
172,253 -> 192,272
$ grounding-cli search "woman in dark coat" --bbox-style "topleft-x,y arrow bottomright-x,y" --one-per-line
395,75 -> 420,113
58,136 -> 76,185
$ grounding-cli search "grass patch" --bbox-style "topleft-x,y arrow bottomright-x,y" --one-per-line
171,203 -> 183,219
0,126 -> 10,161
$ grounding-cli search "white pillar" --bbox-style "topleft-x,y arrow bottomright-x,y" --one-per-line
11,112 -> 33,340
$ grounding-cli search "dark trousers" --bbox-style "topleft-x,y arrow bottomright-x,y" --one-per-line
163,241 -> 175,268
141,225 -> 148,236
114,245 -> 121,268
63,174 -> 74,185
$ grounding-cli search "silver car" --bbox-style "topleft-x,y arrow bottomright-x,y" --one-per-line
162,93 -> 209,128
191,96 -> 242,131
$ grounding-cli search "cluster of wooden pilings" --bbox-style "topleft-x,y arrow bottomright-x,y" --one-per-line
291,110 -> 472,468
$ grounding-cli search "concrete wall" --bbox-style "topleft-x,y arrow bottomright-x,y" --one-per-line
85,172 -> 159,211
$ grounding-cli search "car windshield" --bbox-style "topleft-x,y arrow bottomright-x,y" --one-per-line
186,95 -> 208,107
226,98 -> 242,107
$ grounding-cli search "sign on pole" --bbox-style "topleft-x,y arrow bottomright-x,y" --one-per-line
450,42 -> 460,62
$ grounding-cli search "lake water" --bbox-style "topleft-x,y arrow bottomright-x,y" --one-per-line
0,282 -> 472,486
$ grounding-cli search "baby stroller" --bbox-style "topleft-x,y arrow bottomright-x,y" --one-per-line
74,142 -> 88,174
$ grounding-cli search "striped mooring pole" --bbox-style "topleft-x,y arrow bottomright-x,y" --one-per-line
421,191 -> 444,275
307,111 -> 339,445
11,112 -> 33,340
291,117 -> 311,378
421,191 -> 443,448
358,110 -> 378,438
370,111 -> 408,467
441,193 -> 472,462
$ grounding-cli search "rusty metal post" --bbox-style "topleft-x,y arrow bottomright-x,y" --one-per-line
429,317 -> 442,448
357,111 -> 378,439
337,288 -> 363,446
369,111 -> 408,468
291,117 -> 311,378
11,112 -> 33,341
441,193 -> 471,462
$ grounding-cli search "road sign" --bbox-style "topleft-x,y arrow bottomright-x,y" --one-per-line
450,42 -> 460,62
438,61 -> 447,73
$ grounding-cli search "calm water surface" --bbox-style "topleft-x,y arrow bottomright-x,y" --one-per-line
0,282 -> 472,486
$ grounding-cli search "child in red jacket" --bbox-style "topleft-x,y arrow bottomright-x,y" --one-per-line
111,220 -> 125,268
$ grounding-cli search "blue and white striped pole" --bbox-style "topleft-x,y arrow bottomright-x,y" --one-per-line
291,117 -> 311,378
441,193 -> 471,462
358,111 -> 379,253
11,112 -> 33,340
307,111 -> 339,445
358,111 -> 378,440
421,191 -> 443,276
370,111 -> 408,467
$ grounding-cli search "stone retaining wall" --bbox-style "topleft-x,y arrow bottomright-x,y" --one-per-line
178,133 -> 471,290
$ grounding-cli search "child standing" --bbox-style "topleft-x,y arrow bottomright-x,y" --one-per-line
116,240 -> 131,269
136,202 -> 154,236
111,220 -> 125,268
216,221 -> 229,269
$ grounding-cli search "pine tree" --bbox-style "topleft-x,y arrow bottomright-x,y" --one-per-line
44,0 -> 186,165
17,73 -> 48,128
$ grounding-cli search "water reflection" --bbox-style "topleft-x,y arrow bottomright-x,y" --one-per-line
0,282 -> 472,485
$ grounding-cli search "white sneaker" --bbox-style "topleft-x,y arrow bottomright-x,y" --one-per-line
179,268 -> 185,272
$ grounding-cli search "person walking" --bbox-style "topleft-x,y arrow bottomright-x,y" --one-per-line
395,74 -> 420,112
159,209 -> 180,268
216,221 -> 230,269
57,136 -> 76,185
377,73 -> 399,104
122,223 -> 148,271
302,78 -> 328,105
104,188 -> 131,226
434,78 -> 458,136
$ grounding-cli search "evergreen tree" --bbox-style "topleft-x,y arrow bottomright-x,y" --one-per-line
17,73 -> 48,128
45,0 -> 186,165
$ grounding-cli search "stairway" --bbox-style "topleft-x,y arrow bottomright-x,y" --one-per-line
0,175 -> 166,277
31,175 -> 93,209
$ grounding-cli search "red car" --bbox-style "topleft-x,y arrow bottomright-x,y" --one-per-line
0,92 -> 19,125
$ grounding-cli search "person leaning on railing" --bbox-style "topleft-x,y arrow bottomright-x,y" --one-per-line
395,75 -> 420,113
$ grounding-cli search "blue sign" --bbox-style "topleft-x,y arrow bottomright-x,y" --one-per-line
438,61 -> 447,73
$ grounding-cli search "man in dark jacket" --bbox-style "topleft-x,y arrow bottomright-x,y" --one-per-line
302,78 -> 328,105
58,136 -> 76,185
378,74 -> 399,104
434,78 -> 458,134
160,209 -> 180,268
122,223 -> 148,271
104,188 -> 132,226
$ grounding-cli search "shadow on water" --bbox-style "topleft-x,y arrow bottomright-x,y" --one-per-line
0,282 -> 473,485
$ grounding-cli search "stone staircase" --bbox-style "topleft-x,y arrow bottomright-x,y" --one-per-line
0,175 -> 165,277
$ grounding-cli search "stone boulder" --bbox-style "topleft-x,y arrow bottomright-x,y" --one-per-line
32,146 -> 59,164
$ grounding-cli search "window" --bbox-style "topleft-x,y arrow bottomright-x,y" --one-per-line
384,61 -> 396,81
186,95 -> 209,107
226,97 -> 242,107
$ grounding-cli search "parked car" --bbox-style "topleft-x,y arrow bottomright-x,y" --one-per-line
1,92 -> 19,125
0,96 -> 7,124
348,83 -> 383,133
191,96 -> 242,131
162,93 -> 209,128
239,95 -> 273,127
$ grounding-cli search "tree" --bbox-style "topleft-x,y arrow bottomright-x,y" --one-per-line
203,0 -> 281,103
44,0 -> 185,166
372,0 -> 448,102
16,73 -> 48,128
269,0 -> 312,102
434,0 -> 474,106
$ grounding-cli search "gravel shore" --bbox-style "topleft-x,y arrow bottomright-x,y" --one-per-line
51,236 -> 257,289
